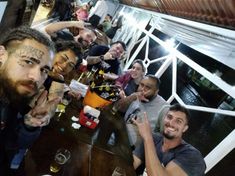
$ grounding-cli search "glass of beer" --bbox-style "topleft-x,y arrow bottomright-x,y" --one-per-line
50,148 -> 71,173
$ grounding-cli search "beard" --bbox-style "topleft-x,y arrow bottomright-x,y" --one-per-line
0,70 -> 38,108
163,131 -> 175,140
141,94 -> 156,103
77,37 -> 89,50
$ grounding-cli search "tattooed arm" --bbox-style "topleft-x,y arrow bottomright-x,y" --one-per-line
45,21 -> 85,37
24,90 -> 60,127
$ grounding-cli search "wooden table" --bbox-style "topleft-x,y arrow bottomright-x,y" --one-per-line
24,101 -> 136,176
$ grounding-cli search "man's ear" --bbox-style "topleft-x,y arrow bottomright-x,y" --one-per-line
0,45 -> 5,54
183,125 -> 189,133
0,45 -> 7,66
155,89 -> 159,96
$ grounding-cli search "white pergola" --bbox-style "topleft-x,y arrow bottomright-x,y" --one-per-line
114,5 -> 235,174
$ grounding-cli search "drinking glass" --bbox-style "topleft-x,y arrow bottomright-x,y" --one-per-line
50,148 -> 71,173
55,104 -> 66,121
112,166 -> 126,176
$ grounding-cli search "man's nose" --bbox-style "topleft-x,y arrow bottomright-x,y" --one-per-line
117,50 -> 122,55
61,62 -> 68,69
28,67 -> 41,82
87,38 -> 92,44
168,119 -> 176,127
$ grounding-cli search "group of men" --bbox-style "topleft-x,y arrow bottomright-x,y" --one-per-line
0,20 -> 206,176
45,20 -> 126,75
114,74 -> 206,175
0,19 -> 127,175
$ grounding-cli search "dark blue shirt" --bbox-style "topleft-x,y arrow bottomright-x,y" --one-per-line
134,133 -> 206,176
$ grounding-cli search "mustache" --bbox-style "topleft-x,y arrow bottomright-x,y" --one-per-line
18,80 -> 39,91
77,37 -> 90,47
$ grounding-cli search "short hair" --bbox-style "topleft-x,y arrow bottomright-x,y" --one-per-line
169,103 -> 190,124
145,74 -> 161,90
132,59 -> 146,73
0,26 -> 55,52
110,41 -> 126,51
107,14 -> 112,20
55,40 -> 83,65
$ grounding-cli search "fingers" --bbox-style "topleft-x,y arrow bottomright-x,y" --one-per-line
26,90 -> 60,127
68,91 -> 81,100
71,20 -> 85,29
84,22 -> 91,27
143,112 -> 148,122
137,93 -> 149,102
76,21 -> 85,29
39,115 -> 51,127
47,96 -> 61,107
131,116 -> 141,125
36,90 -> 48,106
119,90 -> 126,99
132,112 -> 148,125
31,108 -> 48,117
131,118 -> 138,126
108,51 -> 116,59
31,96 -> 60,117
24,114 -> 43,127
104,52 -> 115,60
24,114 -> 51,127
142,97 -> 149,102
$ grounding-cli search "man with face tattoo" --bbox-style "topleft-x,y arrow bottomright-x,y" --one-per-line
0,26 -> 57,175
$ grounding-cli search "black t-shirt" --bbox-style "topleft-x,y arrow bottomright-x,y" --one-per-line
134,133 -> 206,176
105,26 -> 119,39
88,45 -> 120,74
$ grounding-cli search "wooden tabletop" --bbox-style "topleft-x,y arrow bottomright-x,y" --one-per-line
24,100 -> 136,176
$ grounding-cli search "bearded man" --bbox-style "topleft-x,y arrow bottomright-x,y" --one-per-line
0,26 -> 58,175
45,20 -> 97,51
124,75 -> 168,147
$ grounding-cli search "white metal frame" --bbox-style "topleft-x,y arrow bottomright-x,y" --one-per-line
116,5 -> 235,174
